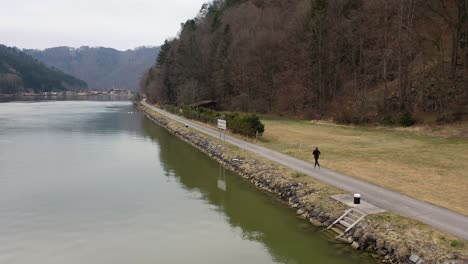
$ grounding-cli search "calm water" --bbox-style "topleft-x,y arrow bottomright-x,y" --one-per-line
0,101 -> 376,264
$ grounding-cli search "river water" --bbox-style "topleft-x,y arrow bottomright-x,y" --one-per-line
0,101 -> 376,264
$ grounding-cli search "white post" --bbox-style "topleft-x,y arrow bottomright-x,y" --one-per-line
217,119 -> 227,142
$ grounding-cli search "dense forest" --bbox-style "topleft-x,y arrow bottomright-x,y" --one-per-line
141,0 -> 468,124
0,45 -> 87,94
26,46 -> 160,90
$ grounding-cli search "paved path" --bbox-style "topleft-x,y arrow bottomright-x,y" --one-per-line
142,101 -> 468,240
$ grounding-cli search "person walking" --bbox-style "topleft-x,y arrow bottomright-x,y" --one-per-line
313,147 -> 321,168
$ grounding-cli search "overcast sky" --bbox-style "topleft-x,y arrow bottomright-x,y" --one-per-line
0,0 -> 207,50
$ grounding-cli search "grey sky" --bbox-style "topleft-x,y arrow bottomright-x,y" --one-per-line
0,0 -> 207,50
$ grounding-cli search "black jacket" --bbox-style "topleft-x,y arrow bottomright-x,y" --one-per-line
313,149 -> 321,159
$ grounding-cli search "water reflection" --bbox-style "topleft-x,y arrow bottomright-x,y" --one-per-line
0,95 -> 131,103
141,117 -> 375,264
218,165 -> 227,192
0,101 -> 375,264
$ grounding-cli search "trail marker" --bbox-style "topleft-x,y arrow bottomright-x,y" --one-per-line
217,119 -> 227,141
217,119 -> 227,130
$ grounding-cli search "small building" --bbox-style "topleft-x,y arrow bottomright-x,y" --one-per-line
189,100 -> 217,110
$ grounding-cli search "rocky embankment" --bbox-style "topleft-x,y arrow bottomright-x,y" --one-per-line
138,103 -> 467,264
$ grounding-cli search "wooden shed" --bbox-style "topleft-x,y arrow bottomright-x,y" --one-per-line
189,100 -> 217,110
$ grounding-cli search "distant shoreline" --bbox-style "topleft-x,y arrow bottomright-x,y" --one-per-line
0,92 -> 133,97
0,94 -> 133,103
0,94 -> 131,96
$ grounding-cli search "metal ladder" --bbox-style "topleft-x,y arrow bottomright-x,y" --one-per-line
327,209 -> 367,238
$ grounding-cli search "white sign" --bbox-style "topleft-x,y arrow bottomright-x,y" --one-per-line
217,119 -> 227,130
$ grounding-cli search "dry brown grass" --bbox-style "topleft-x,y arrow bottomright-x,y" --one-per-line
256,118 -> 468,215
141,104 -> 468,259
368,213 -> 468,261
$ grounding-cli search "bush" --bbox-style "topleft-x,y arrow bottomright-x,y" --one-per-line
178,106 -> 265,137
133,93 -> 142,104
181,105 -> 198,119
400,112 -> 416,127
225,112 -> 265,137
164,104 -> 178,114
198,107 -> 221,124
450,239 -> 464,248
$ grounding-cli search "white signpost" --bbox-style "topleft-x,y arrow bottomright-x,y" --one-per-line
217,119 -> 227,141
217,119 -> 227,130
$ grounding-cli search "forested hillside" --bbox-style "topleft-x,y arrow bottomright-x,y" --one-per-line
142,0 -> 468,124
0,45 -> 87,94
26,46 -> 160,90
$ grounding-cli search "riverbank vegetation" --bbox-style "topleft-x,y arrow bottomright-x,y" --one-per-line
0,44 -> 87,94
165,106 -> 468,215
139,103 -> 468,263
164,104 -> 264,137
242,116 -> 468,216
141,0 -> 468,125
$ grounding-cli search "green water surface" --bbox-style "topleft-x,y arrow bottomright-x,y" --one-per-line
0,101 -> 376,264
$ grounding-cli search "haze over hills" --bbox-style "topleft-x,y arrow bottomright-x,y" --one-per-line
0,44 -> 87,94
25,46 -> 160,91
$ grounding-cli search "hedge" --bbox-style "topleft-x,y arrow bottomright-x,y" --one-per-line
224,112 -> 265,137
163,104 -> 178,115
164,105 -> 265,137
400,112 -> 416,127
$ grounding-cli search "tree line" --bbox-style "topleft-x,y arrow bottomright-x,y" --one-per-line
141,0 -> 468,124
0,45 -> 87,94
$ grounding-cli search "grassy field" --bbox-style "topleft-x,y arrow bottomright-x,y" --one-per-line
256,118 -> 468,216
142,105 -> 468,259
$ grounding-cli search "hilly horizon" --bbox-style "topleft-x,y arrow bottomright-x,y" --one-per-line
0,44 -> 87,94
26,46 -> 160,91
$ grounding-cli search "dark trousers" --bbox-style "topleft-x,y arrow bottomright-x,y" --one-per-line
314,158 -> 320,167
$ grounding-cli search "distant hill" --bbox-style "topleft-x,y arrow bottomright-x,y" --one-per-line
25,46 -> 160,90
0,44 -> 87,94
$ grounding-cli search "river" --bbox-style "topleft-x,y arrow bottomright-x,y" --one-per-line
0,101 -> 376,264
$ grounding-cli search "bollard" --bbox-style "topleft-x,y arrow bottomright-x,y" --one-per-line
354,193 -> 361,205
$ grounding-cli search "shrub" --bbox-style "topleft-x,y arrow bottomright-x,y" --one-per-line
450,239 -> 464,248
181,105 -> 198,119
133,93 -> 142,104
198,107 -> 221,124
175,105 -> 265,137
164,104 -> 178,114
225,112 -> 265,137
400,112 -> 416,127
